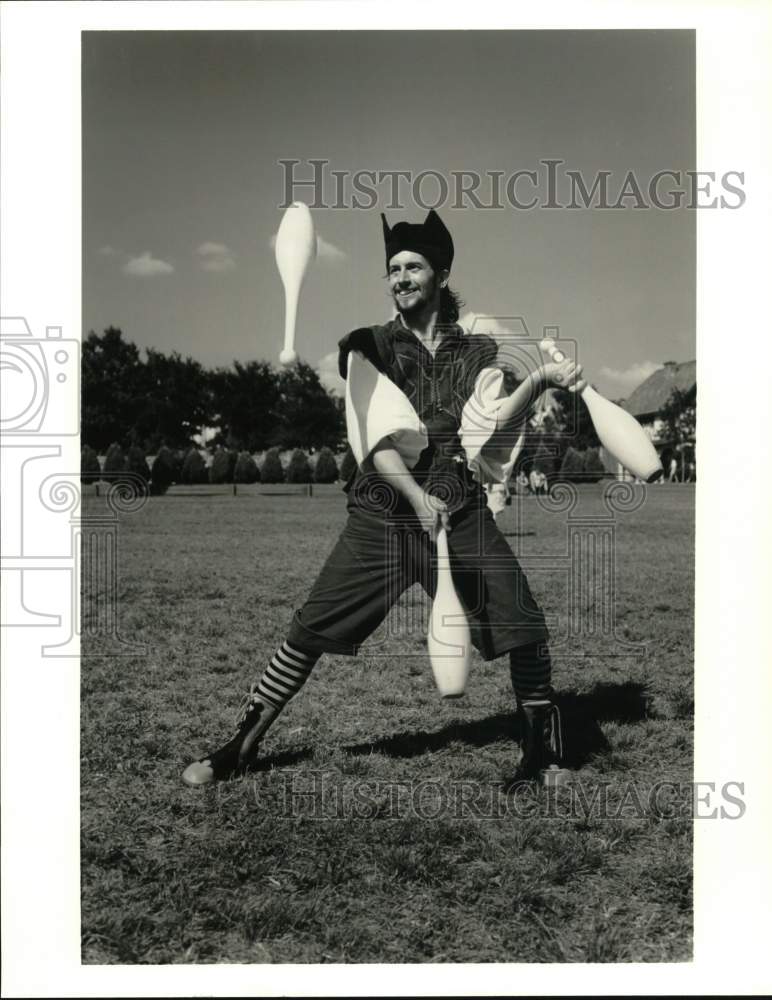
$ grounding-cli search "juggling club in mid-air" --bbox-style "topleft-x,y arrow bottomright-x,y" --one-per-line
275,202 -> 317,366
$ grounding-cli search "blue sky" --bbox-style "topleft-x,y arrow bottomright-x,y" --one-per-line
83,30 -> 695,398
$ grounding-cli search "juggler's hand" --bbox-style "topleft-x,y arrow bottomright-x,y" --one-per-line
542,359 -> 587,394
413,492 -> 451,543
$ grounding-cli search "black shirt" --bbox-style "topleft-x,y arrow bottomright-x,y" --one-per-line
338,319 -> 510,515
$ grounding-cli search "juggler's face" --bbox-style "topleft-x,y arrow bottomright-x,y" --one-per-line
387,250 -> 448,318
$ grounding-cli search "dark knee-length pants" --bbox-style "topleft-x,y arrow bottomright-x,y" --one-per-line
287,503 -> 549,661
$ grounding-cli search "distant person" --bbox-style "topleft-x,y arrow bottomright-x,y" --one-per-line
515,470 -> 529,496
485,482 -> 509,521
530,468 -> 547,496
668,457 -> 678,483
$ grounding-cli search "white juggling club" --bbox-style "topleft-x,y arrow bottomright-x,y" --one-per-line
275,202 -> 317,366
427,527 -> 472,698
539,339 -> 663,482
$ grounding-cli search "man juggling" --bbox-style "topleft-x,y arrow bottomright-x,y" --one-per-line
182,209 -> 586,789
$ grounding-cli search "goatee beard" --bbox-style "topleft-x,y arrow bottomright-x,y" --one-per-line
393,279 -> 437,319
395,298 -> 422,318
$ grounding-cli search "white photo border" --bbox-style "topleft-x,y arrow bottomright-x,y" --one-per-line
2,1 -> 771,996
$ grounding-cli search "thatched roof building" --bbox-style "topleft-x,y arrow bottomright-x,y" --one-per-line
622,360 -> 696,421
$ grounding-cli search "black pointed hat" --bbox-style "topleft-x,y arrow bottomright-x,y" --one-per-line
381,209 -> 454,272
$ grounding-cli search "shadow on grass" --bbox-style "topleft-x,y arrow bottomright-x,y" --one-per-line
252,681 -> 648,773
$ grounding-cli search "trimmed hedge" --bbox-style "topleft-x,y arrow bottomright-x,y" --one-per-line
286,449 -> 313,484
210,448 -> 237,484
261,447 -> 284,484
126,445 -> 151,485
181,448 -> 208,485
151,446 -> 177,495
234,451 -> 260,484
313,446 -> 339,483
103,442 -> 126,480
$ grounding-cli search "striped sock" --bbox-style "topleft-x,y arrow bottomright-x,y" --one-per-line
509,642 -> 552,704
255,641 -> 319,711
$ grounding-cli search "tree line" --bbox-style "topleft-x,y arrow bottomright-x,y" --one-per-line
82,325 -> 604,461
82,326 -> 345,454
81,326 -> 694,489
80,441 -> 355,494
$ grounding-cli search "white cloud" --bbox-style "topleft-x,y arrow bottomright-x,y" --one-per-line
98,244 -> 119,256
599,361 -> 662,393
268,232 -> 347,263
123,252 -> 174,277
197,241 -> 237,272
458,311 -> 543,378
197,241 -> 230,256
458,311 -> 533,343
317,351 -> 345,396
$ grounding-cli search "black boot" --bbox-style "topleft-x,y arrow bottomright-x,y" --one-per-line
510,697 -> 570,788
182,688 -> 278,786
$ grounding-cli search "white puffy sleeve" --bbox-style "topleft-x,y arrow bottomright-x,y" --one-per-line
460,367 -> 526,486
344,350 -> 428,469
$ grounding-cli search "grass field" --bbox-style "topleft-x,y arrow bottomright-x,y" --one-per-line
81,483 -> 694,964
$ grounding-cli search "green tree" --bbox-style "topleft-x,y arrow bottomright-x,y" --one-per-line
659,386 -> 696,481
137,347 -> 213,451
659,387 -> 696,446
81,445 -> 101,485
286,449 -> 313,484
273,361 -> 345,450
82,327 -> 214,452
551,388 -> 601,451
210,361 -> 280,452
234,452 -> 260,484
209,448 -> 237,484
313,446 -> 339,483
82,328 -> 146,452
260,447 -> 284,484
181,448 -> 208,485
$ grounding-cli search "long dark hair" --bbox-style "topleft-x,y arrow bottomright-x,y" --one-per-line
439,285 -> 464,325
